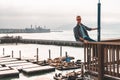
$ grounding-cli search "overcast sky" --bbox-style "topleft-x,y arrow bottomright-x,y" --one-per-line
0,0 -> 120,29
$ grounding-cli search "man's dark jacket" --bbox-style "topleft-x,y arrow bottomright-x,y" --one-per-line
73,23 -> 92,41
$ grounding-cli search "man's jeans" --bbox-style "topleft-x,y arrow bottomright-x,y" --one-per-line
84,37 -> 96,42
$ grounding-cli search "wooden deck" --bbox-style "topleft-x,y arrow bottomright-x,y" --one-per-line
0,38 -> 84,47
0,38 -> 120,80
22,66 -> 55,75
0,56 -> 55,78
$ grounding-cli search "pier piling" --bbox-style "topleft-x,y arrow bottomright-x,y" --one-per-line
60,46 -> 62,57
3,48 -> 5,55
19,50 -> 21,60
12,50 -> 14,58
36,48 -> 39,63
49,49 -> 51,59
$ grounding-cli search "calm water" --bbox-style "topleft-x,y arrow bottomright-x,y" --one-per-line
0,30 -> 119,80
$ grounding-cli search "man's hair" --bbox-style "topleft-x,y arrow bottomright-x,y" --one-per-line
76,16 -> 81,19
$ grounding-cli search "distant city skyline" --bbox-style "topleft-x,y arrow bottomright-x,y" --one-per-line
0,0 -> 120,29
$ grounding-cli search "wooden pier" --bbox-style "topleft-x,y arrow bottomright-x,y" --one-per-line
0,56 -> 55,78
0,37 -> 120,80
22,66 -> 55,75
0,38 -> 84,47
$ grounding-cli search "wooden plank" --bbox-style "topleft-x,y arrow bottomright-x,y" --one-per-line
116,45 -> 120,77
11,64 -> 40,70
6,62 -> 33,67
0,60 -> 27,65
0,67 -> 10,71
0,69 -> 19,78
22,66 -> 55,75
0,58 -> 18,63
98,44 -> 104,80
112,46 -> 115,76
109,45 -> 112,75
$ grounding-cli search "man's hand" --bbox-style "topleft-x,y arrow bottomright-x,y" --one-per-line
92,28 -> 98,30
84,40 -> 88,43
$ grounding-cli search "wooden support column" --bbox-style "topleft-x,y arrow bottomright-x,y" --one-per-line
49,49 -> 51,59
36,48 -> 39,63
60,46 -> 62,57
19,50 -> 21,60
12,50 -> 14,58
98,44 -> 104,80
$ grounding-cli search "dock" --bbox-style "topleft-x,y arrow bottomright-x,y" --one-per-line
0,38 -> 84,47
22,66 -> 55,75
0,38 -> 120,80
0,56 -> 55,78
0,67 -> 19,78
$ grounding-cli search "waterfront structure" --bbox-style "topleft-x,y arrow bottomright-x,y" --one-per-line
0,25 -> 50,33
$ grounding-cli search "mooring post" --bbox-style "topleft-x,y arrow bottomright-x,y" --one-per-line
65,51 -> 68,57
60,46 -> 62,57
3,48 -> 5,55
19,50 -> 21,60
12,50 -> 14,58
81,63 -> 84,78
49,49 -> 51,59
36,48 -> 39,63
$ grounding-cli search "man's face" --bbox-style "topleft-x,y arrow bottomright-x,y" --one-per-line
76,16 -> 81,23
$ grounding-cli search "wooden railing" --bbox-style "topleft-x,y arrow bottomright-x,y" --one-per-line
84,42 -> 120,80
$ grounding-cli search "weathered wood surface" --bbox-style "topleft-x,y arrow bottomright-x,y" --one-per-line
0,67 -> 19,78
22,66 -> 55,75
0,38 -> 84,47
84,42 -> 120,80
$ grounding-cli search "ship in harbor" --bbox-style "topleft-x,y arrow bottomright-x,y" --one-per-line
0,25 -> 50,33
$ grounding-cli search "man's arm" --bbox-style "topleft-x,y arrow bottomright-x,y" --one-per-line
91,28 -> 98,30
82,24 -> 98,31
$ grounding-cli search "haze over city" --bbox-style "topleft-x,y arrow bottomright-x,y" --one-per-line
0,0 -> 120,30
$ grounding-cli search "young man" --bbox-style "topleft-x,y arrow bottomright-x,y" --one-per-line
73,16 -> 97,43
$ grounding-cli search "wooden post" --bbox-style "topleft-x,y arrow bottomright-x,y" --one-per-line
3,48 -> 5,55
12,50 -> 14,58
36,48 -> 39,63
65,51 -> 68,57
98,44 -> 104,80
60,46 -> 62,57
81,63 -> 84,78
19,50 -> 21,60
16,36 -> 18,45
49,49 -> 51,59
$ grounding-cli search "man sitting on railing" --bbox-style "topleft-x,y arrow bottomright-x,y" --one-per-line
73,16 -> 97,43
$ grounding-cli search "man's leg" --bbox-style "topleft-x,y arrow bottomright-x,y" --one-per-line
84,37 -> 96,42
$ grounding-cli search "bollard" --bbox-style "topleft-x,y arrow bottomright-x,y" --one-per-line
12,50 -> 14,58
65,51 -> 68,57
60,46 -> 62,57
3,48 -> 5,55
36,48 -> 39,63
81,63 -> 84,78
19,50 -> 21,60
49,49 -> 51,59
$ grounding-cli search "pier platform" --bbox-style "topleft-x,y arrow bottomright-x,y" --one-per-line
22,66 -> 55,75
0,67 -> 19,78
0,56 -> 55,78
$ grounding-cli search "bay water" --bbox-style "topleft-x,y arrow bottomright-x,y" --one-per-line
0,29 -> 119,80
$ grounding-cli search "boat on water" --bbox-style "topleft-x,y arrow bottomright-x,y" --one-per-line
0,25 -> 50,33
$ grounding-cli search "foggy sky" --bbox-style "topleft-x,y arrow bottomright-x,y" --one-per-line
0,0 -> 120,29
